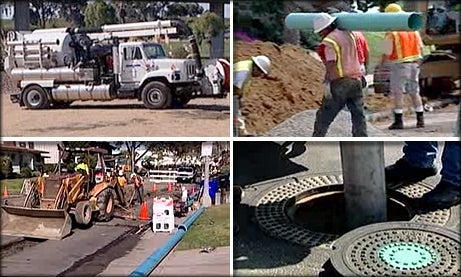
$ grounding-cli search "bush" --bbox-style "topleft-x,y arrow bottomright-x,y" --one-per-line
43,164 -> 57,174
20,167 -> 33,178
0,155 -> 13,179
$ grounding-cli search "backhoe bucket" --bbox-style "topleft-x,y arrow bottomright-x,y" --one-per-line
1,205 -> 72,240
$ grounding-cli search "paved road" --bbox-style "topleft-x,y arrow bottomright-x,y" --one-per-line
233,141 -> 458,276
0,94 -> 230,137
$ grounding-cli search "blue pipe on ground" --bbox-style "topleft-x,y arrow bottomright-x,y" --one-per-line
129,206 -> 206,277
285,12 -> 423,32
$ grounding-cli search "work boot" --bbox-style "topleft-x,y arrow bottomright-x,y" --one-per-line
416,112 -> 425,128
388,113 -> 404,130
385,158 -> 438,189
419,181 -> 461,210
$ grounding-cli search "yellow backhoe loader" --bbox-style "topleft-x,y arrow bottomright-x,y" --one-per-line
1,147 -> 126,240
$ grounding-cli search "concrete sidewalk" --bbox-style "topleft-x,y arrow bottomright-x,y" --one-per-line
152,246 -> 231,276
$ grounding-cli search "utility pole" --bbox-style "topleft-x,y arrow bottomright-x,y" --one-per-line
340,141 -> 387,230
13,0 -> 30,31
201,142 -> 213,207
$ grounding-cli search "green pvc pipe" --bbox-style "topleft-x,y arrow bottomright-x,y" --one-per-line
285,12 -> 423,32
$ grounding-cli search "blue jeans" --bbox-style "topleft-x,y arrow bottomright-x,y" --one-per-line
402,141 -> 461,187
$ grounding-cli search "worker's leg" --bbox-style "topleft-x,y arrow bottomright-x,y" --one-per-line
388,63 -> 405,129
344,78 -> 368,137
386,142 -> 438,188
406,63 -> 425,127
312,81 -> 347,137
421,141 -> 461,209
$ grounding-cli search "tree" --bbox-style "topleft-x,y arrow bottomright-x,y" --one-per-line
165,2 -> 204,18
84,0 -> 117,27
113,1 -> 169,23
30,1 -> 57,28
57,1 -> 87,27
189,11 -> 225,50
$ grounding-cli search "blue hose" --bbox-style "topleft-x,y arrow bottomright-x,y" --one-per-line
129,207 -> 206,277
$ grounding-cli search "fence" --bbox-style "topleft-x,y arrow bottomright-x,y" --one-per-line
148,170 -> 178,184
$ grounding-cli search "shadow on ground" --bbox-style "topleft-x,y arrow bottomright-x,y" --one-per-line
233,141 -> 326,273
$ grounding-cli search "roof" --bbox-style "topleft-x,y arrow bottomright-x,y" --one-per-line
0,145 -> 49,155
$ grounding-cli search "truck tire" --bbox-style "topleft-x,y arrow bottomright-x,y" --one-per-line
141,81 -> 172,109
97,189 -> 114,222
23,85 -> 50,109
75,201 -> 92,226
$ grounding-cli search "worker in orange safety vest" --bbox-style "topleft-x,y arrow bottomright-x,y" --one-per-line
382,3 -> 425,130
312,13 -> 367,137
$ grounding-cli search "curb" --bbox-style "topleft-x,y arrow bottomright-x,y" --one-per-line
365,98 -> 459,123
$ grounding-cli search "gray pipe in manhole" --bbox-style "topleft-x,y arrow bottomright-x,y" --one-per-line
340,142 -> 387,229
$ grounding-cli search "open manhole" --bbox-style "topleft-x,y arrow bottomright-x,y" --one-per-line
328,222 -> 461,276
254,174 -> 454,247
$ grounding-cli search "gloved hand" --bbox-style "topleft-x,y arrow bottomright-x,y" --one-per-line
323,82 -> 332,99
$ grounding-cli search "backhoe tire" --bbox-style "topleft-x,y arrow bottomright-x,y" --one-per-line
97,189 -> 115,222
141,81 -> 172,109
75,201 -> 92,226
23,85 -> 50,109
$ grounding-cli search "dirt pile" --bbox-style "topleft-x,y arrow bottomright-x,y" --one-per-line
235,41 -> 326,134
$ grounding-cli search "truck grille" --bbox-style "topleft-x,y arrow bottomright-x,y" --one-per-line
186,63 -> 196,78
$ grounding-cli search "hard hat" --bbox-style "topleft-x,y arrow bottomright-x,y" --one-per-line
118,170 -> 124,176
130,173 -> 136,178
313,13 -> 337,33
384,3 -> 403,13
251,55 -> 271,75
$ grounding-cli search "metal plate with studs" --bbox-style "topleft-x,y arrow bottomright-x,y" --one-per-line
254,174 -> 454,247
329,222 -> 461,276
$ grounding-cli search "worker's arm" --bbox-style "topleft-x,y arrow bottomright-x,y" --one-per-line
381,33 -> 394,63
323,42 -> 340,82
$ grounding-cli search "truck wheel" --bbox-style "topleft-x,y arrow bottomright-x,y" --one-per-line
75,201 -> 92,226
23,85 -> 50,109
97,189 -> 114,222
142,81 -> 172,109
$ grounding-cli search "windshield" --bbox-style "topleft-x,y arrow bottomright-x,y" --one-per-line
143,44 -> 167,59
178,167 -> 193,173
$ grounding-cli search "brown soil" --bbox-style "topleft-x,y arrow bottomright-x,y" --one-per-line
234,41 -> 401,134
235,41 -> 325,134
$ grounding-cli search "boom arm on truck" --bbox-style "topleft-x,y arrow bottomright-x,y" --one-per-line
4,19 -> 230,109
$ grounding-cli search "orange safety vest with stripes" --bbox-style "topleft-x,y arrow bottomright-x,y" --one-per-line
321,29 -> 362,80
386,31 -> 422,63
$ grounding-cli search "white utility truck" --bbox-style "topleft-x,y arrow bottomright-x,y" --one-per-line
4,19 -> 229,109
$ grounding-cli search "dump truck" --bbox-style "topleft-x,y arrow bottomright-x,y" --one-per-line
3,19 -> 230,109
1,147 -> 126,240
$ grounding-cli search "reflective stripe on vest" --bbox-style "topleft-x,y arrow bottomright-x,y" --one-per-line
234,60 -> 253,72
323,33 -> 356,78
390,31 -> 421,63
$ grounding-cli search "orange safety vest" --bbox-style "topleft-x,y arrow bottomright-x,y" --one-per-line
322,30 -> 361,79
387,31 -> 421,63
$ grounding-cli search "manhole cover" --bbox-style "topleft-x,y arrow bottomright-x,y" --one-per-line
254,174 -> 454,247
329,222 -> 461,276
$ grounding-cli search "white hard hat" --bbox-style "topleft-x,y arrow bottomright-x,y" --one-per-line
313,13 -> 337,33
130,173 -> 136,178
118,170 -> 124,176
251,55 -> 271,75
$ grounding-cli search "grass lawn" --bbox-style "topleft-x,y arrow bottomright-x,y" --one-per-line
177,204 -> 230,251
1,178 -> 26,194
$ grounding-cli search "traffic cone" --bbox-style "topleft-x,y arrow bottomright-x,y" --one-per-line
138,201 -> 150,221
3,184 -> 8,198
152,183 -> 157,192
167,183 -> 172,192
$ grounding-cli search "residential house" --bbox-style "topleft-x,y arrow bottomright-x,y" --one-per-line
0,141 -> 49,173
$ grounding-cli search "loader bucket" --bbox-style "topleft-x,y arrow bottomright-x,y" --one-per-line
1,205 -> 72,240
